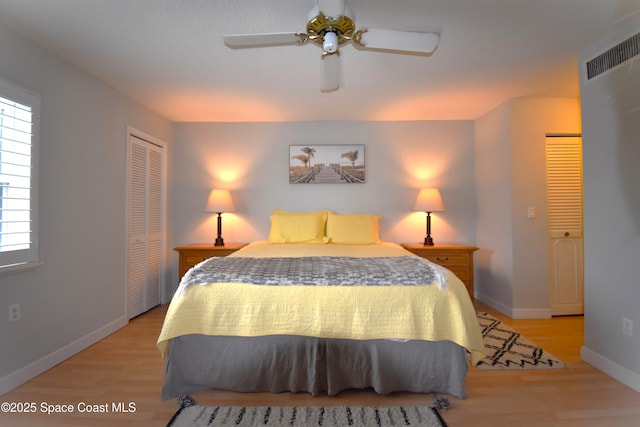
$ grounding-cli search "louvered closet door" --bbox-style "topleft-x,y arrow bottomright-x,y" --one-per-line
127,133 -> 164,319
546,136 -> 584,316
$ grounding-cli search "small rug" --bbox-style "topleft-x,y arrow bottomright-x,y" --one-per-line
167,397 -> 447,427
476,312 -> 567,369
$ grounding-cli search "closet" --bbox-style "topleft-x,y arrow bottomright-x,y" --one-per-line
546,135 -> 584,316
126,130 -> 166,318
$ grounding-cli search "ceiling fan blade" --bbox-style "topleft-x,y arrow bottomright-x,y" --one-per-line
355,28 -> 440,55
318,0 -> 345,17
224,32 -> 307,48
321,53 -> 340,92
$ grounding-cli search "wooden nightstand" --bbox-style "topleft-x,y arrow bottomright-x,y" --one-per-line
401,243 -> 479,298
174,243 -> 247,280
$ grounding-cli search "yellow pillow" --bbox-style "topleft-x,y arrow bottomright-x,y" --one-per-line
326,212 -> 381,244
268,210 -> 328,243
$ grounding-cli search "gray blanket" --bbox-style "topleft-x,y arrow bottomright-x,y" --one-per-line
181,256 -> 447,291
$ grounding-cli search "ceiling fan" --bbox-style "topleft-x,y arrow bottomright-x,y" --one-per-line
223,0 -> 440,92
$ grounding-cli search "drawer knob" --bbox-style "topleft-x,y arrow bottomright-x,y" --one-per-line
436,257 -> 449,262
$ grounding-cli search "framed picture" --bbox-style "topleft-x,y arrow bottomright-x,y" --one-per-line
289,144 -> 366,184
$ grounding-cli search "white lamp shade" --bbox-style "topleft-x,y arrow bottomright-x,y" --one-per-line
205,189 -> 235,213
414,188 -> 445,212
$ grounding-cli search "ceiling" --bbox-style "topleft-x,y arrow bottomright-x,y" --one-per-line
0,0 -> 638,123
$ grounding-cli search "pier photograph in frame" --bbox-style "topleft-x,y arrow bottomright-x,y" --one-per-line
289,144 -> 365,184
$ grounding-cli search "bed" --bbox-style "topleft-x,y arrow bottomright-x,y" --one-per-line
157,210 -> 485,400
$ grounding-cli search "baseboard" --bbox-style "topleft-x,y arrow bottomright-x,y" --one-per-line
476,293 -> 513,316
0,315 -> 128,396
511,307 -> 552,319
476,293 -> 551,319
581,346 -> 640,393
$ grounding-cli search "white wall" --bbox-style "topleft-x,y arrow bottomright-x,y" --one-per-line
509,98 -> 582,314
579,18 -> 640,392
474,98 -> 581,317
474,102 -> 514,306
0,21 -> 172,393
170,121 -> 476,292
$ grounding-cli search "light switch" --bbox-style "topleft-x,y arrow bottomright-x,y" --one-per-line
527,207 -> 536,219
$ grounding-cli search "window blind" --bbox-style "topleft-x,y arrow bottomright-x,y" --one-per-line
546,137 -> 583,238
0,78 -> 39,270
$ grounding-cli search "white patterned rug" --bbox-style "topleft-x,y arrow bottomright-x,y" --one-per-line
476,312 -> 567,370
167,400 -> 447,427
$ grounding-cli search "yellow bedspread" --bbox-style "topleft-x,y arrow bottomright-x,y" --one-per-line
157,241 -> 486,364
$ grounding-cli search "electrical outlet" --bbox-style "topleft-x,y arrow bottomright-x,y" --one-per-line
623,318 -> 633,337
9,304 -> 20,322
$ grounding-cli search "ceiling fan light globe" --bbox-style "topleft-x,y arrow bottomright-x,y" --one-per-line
323,31 -> 339,53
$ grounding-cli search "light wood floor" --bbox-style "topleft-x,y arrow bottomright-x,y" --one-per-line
1,301 -> 639,427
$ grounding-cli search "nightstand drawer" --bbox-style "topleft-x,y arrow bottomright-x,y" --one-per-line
422,253 -> 469,266
401,243 -> 478,299
447,266 -> 470,281
183,252 -> 216,267
174,243 -> 247,280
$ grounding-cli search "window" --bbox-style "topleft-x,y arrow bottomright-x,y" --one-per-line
0,78 -> 40,271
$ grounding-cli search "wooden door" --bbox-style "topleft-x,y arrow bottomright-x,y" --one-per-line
546,136 -> 584,316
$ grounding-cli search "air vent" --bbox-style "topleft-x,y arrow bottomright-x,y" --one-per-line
586,32 -> 639,80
